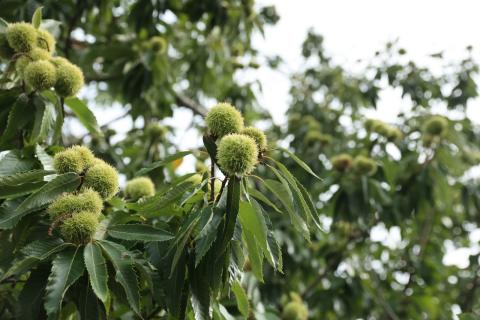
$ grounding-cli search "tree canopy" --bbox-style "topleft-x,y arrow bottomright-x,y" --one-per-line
0,2 -> 480,320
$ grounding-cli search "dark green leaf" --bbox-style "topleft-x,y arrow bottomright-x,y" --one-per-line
0,173 -> 81,229
135,150 -> 191,176
98,240 -> 141,316
107,224 -> 174,241
84,243 -> 109,305
44,247 -> 85,318
64,97 -> 101,135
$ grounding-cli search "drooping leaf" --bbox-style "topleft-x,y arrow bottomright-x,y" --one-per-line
190,257 -> 211,320
17,266 -> 49,320
0,173 -> 81,229
107,224 -> 174,241
218,176 -> 241,254
128,180 -> 194,215
98,240 -> 141,316
36,144 -> 55,171
64,97 -> 101,135
232,280 -> 249,318
84,243 -> 109,305
0,94 -> 31,148
0,239 -> 70,281
277,147 -> 321,180
44,247 -> 85,318
135,150 -> 191,176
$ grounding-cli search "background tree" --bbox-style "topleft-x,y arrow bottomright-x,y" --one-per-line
1,1 -> 480,320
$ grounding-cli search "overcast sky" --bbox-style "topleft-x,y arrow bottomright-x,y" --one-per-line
253,0 -> 480,124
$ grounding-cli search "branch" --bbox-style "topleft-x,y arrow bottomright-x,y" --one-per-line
175,94 -> 207,117
64,0 -> 86,58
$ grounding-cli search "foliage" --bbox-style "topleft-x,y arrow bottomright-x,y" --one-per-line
1,2 -> 480,320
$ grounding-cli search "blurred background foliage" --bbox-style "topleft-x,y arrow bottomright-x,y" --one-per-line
1,1 -> 480,319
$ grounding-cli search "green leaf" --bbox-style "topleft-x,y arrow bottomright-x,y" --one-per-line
0,239 -> 69,281
247,187 -> 282,213
28,96 -> 55,145
84,243 -> 109,305
238,201 -> 272,266
243,229 -> 263,282
195,207 -> 223,266
107,224 -> 174,241
277,147 -> 321,180
218,176 -> 241,254
135,150 -> 191,176
232,281 -> 249,318
0,18 -> 8,33
98,240 -> 141,316
18,266 -> 50,320
64,97 -> 101,135
0,94 -> 31,148
128,180 -> 194,215
203,135 -> 218,164
263,179 -> 309,240
0,169 -> 54,186
0,150 -> 35,176
0,173 -> 81,229
190,257 -> 211,320
0,181 -> 46,199
44,247 -> 85,318
36,144 -> 54,171
32,7 -> 43,28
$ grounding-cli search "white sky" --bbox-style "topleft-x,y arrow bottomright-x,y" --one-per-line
253,0 -> 480,124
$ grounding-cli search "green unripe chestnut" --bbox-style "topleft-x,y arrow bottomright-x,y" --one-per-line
59,211 -> 99,244
424,115 -> 448,136
352,155 -> 377,176
82,161 -> 119,200
15,48 -> 51,76
331,154 -> 353,172
36,28 -> 55,53
6,22 -> 37,53
53,149 -> 84,174
205,102 -> 244,138
47,188 -> 103,219
282,301 -> 309,320
24,60 -> 56,91
125,176 -> 155,200
241,126 -> 267,151
51,58 -> 84,97
217,134 -> 258,176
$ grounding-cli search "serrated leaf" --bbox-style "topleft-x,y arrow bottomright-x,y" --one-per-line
28,97 -> 55,145
107,224 -> 174,241
18,266 -> 49,320
0,239 -> 69,281
263,179 -> 309,239
0,173 -> 81,229
232,281 -> 249,318
218,176 -> 241,254
0,94 -> 31,148
0,169 -> 54,186
135,151 -> 191,176
203,135 -> 218,164
278,147 -> 321,180
128,180 -> 194,215
0,18 -> 8,33
238,201 -> 272,266
98,240 -> 141,316
0,150 -> 35,177
84,243 -> 109,305
64,97 -> 101,135
32,7 -> 43,28
44,247 -> 85,318
247,187 -> 281,213
190,258 -> 211,320
195,206 -> 222,266
36,144 -> 54,171
243,229 -> 263,282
